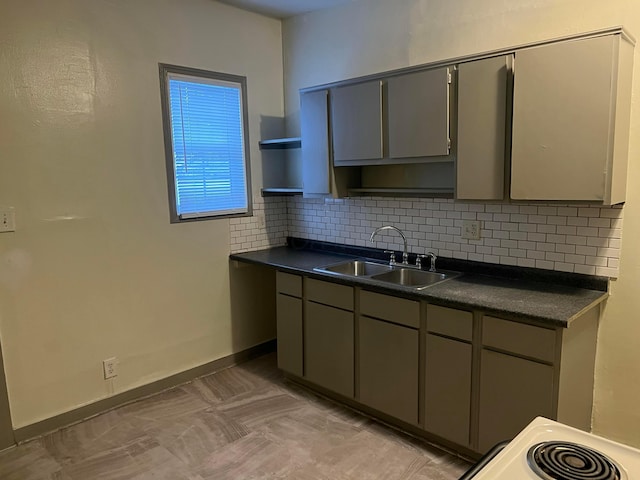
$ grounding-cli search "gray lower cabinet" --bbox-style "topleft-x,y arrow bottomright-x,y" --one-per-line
359,315 -> 419,424
424,305 -> 473,447
478,315 -> 556,453
425,334 -> 472,446
478,349 -> 554,452
276,272 -> 303,376
304,279 -> 354,398
358,291 -> 419,424
273,273 -> 599,457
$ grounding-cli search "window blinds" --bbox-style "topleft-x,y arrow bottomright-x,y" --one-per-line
167,74 -> 249,218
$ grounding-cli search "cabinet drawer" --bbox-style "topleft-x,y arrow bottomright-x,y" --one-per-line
426,304 -> 473,341
276,271 -> 302,297
306,278 -> 353,311
360,291 -> 419,328
483,316 -> 556,363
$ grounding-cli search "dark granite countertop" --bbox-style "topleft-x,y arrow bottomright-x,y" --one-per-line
231,243 -> 608,328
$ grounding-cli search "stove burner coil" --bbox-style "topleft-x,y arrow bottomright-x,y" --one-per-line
527,441 -> 624,480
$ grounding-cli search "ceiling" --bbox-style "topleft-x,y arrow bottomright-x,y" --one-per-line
217,0 -> 355,18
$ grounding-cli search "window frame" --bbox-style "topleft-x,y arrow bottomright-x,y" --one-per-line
158,63 -> 252,223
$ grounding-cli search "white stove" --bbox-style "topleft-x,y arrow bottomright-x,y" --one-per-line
462,417 -> 640,479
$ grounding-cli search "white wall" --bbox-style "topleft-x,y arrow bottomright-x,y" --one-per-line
0,0 -> 282,428
283,0 -> 640,447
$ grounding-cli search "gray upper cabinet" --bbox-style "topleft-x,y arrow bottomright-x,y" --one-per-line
331,81 -> 383,164
301,90 -> 331,197
387,68 -> 451,159
510,33 -> 634,204
456,55 -> 511,200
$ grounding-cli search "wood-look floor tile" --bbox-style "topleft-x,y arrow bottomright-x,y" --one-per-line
117,385 -> 210,422
279,381 -> 372,430
284,463 -> 352,480
43,410 -> 147,465
185,358 -> 280,404
196,431 -> 303,480
233,352 -> 283,384
0,440 -> 64,480
216,386 -> 307,430
261,405 -> 365,465
1,353 -> 471,479
405,455 -> 470,479
61,436 -> 174,480
146,407 -> 249,468
312,429 -> 441,480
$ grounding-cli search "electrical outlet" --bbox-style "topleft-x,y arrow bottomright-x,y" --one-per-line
256,212 -> 265,228
0,207 -> 16,233
462,220 -> 481,240
103,357 -> 118,379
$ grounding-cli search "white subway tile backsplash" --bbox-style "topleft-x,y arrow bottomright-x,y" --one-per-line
596,266 -> 618,277
556,244 -> 576,254
579,207 -> 601,217
229,197 -> 288,253
527,250 -> 546,260
575,264 -> 596,275
231,196 -> 624,278
537,224 -> 556,234
536,259 -> 555,269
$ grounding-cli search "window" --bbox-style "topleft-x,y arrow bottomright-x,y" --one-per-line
159,64 -> 252,222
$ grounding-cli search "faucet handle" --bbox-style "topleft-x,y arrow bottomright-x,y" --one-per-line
415,254 -> 428,268
426,251 -> 438,272
383,250 -> 397,266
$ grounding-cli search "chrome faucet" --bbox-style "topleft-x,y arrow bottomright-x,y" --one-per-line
370,225 -> 409,265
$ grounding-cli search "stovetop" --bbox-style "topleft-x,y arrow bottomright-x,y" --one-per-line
470,417 -> 640,479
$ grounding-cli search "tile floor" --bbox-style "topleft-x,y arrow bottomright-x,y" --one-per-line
0,353 -> 471,479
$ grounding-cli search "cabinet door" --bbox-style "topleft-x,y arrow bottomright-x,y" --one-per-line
276,293 -> 303,376
456,55 -> 510,200
478,349 -> 554,453
331,81 -> 383,164
387,68 -> 450,159
305,301 -> 354,397
511,35 -> 616,201
301,90 -> 331,196
424,334 -> 472,446
359,315 -> 419,424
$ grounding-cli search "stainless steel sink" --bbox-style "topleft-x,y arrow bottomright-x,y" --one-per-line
314,259 -> 461,289
314,260 -> 393,277
370,268 -> 460,288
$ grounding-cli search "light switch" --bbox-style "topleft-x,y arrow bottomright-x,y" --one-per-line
0,207 -> 15,233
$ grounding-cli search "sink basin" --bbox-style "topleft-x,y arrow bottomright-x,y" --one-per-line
314,260 -> 393,277
370,268 -> 461,289
314,259 -> 462,290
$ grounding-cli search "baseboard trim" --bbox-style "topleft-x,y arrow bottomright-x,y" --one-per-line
13,339 -> 276,444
